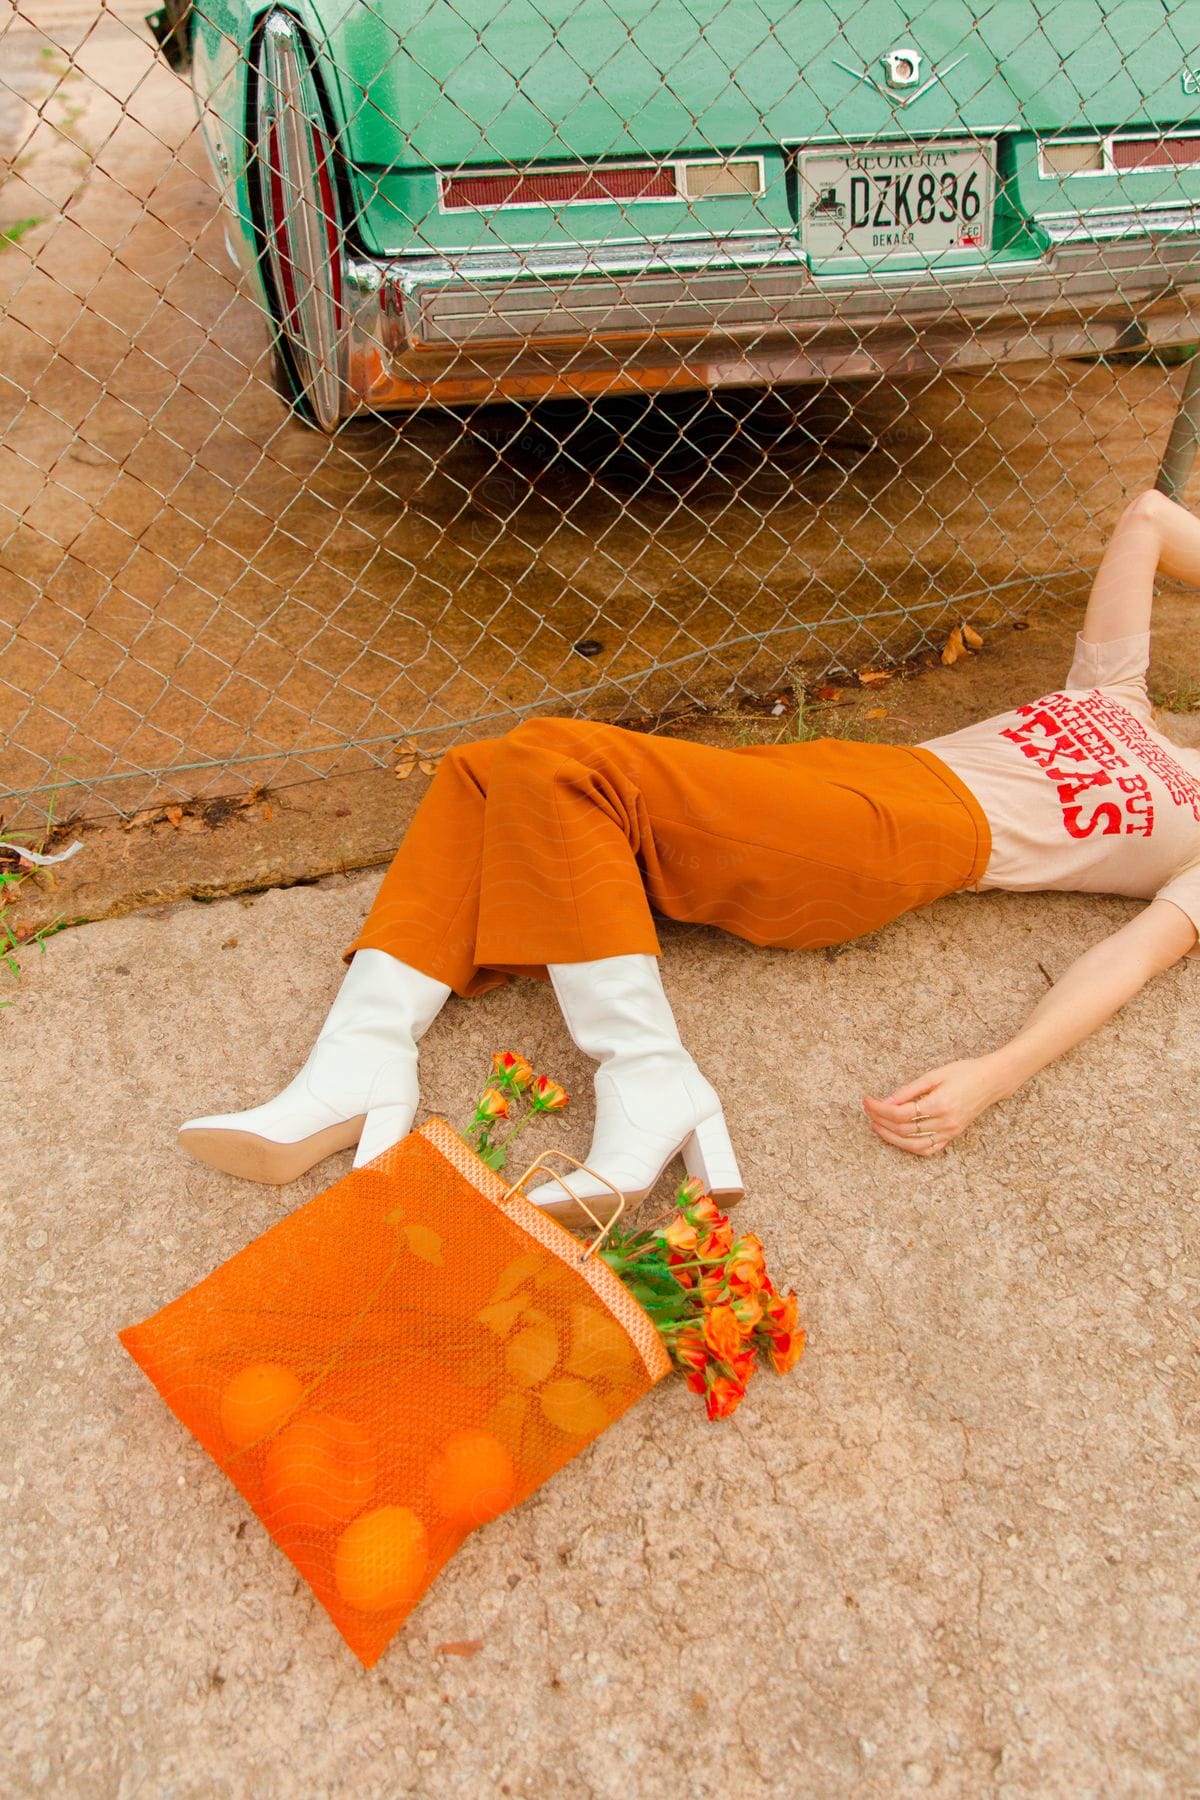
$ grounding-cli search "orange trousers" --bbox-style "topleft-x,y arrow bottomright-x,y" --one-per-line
347,719 -> 991,997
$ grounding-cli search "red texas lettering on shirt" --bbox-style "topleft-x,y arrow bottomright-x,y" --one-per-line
1084,690 -> 1200,824
1000,695 -> 1156,839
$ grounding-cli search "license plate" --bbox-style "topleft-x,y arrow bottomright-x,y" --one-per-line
796,138 -> 994,264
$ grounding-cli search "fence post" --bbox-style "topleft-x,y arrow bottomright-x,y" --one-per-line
1156,352 -> 1200,499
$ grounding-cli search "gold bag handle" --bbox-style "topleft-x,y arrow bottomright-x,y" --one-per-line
499,1149 -> 626,1263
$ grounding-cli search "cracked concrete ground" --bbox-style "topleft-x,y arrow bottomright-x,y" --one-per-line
4,825 -> 1198,1795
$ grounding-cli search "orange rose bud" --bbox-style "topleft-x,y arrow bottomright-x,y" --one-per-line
730,1291 -> 764,1334
676,1177 -> 707,1208
702,1304 -> 743,1366
699,1274 -> 726,1309
726,1238 -> 766,1281
689,1194 -> 723,1228
528,1074 -> 569,1113
684,1368 -> 708,1395
769,1328 -> 806,1375
730,1233 -> 766,1270
705,1374 -> 747,1421
764,1289 -> 799,1333
727,1256 -> 766,1297
673,1329 -> 708,1373
662,1216 -> 699,1255
474,1086 -> 509,1122
697,1223 -> 734,1261
490,1050 -> 533,1091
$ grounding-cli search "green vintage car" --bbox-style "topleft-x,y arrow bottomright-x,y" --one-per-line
148,1 -> 1200,429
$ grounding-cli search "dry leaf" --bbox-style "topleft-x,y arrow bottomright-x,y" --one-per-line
395,736 -> 439,779
438,1640 -> 484,1659
962,623 -> 984,650
221,936 -> 238,950
261,803 -> 274,822
178,814 -> 205,834
163,805 -> 183,827
941,627 -> 966,666
401,1224 -> 444,1267
857,668 -> 892,686
814,684 -> 844,703
865,706 -> 887,720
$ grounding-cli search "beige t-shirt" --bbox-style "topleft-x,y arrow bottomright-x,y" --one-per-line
921,631 -> 1200,938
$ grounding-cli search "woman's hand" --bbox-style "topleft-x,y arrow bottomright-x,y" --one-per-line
861,902 -> 1195,1158
862,1057 -> 1007,1156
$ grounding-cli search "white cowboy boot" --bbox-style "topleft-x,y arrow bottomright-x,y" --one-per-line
178,950 -> 451,1185
524,954 -> 743,1230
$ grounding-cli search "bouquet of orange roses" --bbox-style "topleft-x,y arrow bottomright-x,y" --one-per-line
462,1053 -> 804,1422
598,1179 -> 804,1421
461,1049 -> 569,1172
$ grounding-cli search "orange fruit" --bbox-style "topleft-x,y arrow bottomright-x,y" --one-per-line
219,1363 -> 304,1448
260,1413 -> 376,1531
334,1507 -> 429,1612
428,1428 -> 516,1526
566,1305 -> 637,1381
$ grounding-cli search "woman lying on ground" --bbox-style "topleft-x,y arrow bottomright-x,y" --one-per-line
180,487 -> 1200,1227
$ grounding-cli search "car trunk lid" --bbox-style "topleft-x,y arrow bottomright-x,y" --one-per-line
320,0 -> 1196,174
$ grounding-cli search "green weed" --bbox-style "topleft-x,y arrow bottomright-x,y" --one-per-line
1,789 -> 69,1002
771,690 -> 885,746
0,217 -> 43,249
719,688 -> 887,748
1150,677 -> 1200,713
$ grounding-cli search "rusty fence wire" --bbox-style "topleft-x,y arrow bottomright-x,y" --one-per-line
2,0 -> 1199,829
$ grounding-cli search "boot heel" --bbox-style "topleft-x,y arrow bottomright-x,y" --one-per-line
681,1112 -> 744,1199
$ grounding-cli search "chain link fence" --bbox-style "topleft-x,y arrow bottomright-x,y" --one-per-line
2,0 -> 1198,830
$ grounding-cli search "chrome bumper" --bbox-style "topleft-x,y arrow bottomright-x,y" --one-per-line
340,216 -> 1200,415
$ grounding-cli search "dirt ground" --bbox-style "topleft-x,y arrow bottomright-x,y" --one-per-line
2,2 -> 1199,828
9,572 -> 1200,945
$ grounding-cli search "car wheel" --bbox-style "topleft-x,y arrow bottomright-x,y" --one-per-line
249,9 -> 346,431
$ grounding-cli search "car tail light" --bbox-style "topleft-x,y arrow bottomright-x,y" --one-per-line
441,165 -> 677,209
257,9 -> 345,432
265,122 -> 300,334
1039,138 -> 1104,175
439,158 -> 764,210
1039,131 -> 1200,178
1112,134 -> 1200,171
680,160 -> 763,198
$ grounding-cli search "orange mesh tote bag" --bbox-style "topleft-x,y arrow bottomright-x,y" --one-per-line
119,1118 -> 670,1668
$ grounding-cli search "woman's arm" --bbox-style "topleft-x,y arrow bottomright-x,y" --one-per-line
1080,488 -> 1200,645
862,899 -> 1197,1157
